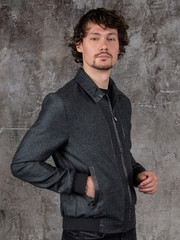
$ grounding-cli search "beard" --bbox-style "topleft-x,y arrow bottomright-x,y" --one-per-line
91,61 -> 113,70
91,52 -> 114,70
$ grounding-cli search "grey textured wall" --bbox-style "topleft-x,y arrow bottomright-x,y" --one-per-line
0,0 -> 179,239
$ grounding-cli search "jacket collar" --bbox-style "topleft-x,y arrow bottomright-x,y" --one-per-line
75,68 -> 125,103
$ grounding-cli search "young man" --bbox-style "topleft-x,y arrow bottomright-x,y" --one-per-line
11,8 -> 158,240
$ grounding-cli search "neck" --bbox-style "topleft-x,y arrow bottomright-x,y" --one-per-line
83,65 -> 111,90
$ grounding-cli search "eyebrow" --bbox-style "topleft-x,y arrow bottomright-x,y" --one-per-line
88,32 -> 118,36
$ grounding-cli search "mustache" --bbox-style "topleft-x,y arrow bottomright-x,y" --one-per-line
94,52 -> 113,58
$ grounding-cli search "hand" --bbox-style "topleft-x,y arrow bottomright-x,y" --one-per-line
136,171 -> 158,194
85,176 -> 95,198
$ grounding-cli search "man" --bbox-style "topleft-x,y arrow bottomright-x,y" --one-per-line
11,8 -> 158,240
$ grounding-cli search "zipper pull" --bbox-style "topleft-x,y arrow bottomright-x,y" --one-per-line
113,116 -> 118,122
88,200 -> 96,206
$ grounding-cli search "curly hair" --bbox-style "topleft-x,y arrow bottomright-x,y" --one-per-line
69,8 -> 129,63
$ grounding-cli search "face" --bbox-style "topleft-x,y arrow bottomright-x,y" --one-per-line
76,22 -> 120,71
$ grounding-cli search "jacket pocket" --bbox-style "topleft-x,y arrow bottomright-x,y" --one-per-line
88,166 -> 99,206
74,165 -> 102,218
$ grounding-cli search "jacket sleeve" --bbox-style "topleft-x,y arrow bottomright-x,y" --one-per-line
129,151 -> 146,187
11,93 -> 87,194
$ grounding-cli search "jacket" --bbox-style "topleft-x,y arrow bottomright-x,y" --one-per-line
11,68 -> 146,233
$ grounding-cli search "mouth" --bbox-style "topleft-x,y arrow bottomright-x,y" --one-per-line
97,54 -> 111,59
95,52 -> 112,59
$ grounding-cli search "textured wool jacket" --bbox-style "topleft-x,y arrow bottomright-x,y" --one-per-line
11,68 -> 145,233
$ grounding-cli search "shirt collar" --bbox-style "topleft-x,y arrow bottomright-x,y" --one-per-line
75,68 -> 125,103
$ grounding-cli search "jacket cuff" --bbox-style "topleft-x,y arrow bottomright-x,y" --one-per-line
73,173 -> 88,195
133,167 -> 146,187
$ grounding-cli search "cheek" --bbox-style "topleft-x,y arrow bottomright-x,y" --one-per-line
114,48 -> 120,59
113,46 -> 120,54
84,47 -> 95,59
111,47 -> 119,58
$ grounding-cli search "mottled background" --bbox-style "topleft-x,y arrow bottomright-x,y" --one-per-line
0,0 -> 179,239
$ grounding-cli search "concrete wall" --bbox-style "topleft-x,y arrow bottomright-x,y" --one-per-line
0,0 -> 179,239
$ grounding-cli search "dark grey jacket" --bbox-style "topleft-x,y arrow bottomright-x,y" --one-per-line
11,68 -> 145,233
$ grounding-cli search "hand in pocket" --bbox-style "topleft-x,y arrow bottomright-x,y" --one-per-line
85,176 -> 95,198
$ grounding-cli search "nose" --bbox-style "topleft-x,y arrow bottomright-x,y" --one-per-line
99,39 -> 108,52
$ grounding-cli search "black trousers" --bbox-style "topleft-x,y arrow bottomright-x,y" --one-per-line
62,228 -> 137,240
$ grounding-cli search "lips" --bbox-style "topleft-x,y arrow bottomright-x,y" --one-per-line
97,54 -> 111,58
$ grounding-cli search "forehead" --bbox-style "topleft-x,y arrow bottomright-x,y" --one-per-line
85,21 -> 118,36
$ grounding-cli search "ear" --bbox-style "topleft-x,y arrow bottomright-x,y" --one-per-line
76,42 -> 83,53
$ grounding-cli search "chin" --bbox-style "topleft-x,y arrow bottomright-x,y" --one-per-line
92,64 -> 113,71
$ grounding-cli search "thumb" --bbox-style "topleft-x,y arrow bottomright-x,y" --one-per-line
138,173 -> 147,181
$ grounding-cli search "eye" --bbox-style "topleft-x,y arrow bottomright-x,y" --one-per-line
90,38 -> 99,41
108,38 -> 116,41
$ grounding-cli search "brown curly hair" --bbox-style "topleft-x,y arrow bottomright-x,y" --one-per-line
69,8 -> 129,63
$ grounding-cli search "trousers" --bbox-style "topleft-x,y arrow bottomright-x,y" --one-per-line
62,228 -> 137,240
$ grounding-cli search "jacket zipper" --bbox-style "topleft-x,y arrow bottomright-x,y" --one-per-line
106,94 -> 132,206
